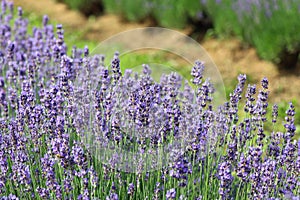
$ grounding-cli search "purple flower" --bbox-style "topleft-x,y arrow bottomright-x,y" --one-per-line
12,162 -> 31,189
261,77 -> 269,89
127,183 -> 135,195
0,145 -> 8,190
111,52 -> 121,82
1,194 -> 19,200
218,161 -> 233,199
284,103 -> 296,141
106,192 -> 119,200
71,142 -> 87,170
229,74 -> 247,123
272,104 -> 278,124
169,156 -> 192,187
281,140 -> 296,171
260,159 -> 277,196
36,187 -> 50,199
153,182 -> 161,200
42,15 -> 48,27
244,84 -> 256,114
77,189 -> 89,200
63,170 -> 73,194
166,188 -> 176,199
191,60 -> 204,86
237,153 -> 251,181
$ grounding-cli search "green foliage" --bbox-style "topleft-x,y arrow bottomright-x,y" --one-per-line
121,0 -> 151,21
151,0 -> 191,28
101,0 -> 121,14
102,0 -> 203,28
102,0 -> 150,21
119,50 -> 192,81
57,0 -> 102,16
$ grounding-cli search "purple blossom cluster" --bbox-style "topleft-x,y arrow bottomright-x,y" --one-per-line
0,1 -> 299,200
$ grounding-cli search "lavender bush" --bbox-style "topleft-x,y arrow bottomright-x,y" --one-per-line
0,1 -> 299,199
200,0 -> 300,67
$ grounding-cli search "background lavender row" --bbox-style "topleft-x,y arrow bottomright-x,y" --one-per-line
58,0 -> 300,68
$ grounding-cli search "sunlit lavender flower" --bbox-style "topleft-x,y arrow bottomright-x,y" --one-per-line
127,182 -> 135,196
218,161 -> 233,199
284,102 -> 296,141
268,131 -> 282,159
195,196 -> 203,200
166,188 -> 176,200
1,194 -> 19,200
170,156 -> 192,187
71,142 -> 87,170
0,132 -> 8,191
281,140 -> 296,171
244,84 -> 256,114
255,77 -> 269,122
249,146 -> 262,168
229,74 -> 246,123
111,52 -> 121,83
260,159 -> 276,197
153,182 -> 161,200
191,60 -> 204,86
63,170 -> 73,195
106,192 -> 119,200
88,166 -> 99,195
227,125 -> 238,162
11,162 -> 31,191
272,104 -> 278,124
103,182 -> 118,200
78,189 -> 89,200
36,187 -> 50,199
296,139 -> 300,176
237,153 -> 251,181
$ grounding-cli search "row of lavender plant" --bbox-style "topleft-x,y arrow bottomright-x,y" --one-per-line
102,0 -> 300,67
0,1 -> 299,199
200,0 -> 300,67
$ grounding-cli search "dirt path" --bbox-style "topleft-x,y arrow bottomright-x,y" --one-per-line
14,0 -> 300,104
14,0 -> 85,28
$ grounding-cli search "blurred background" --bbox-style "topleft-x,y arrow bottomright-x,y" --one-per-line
13,0 -> 300,126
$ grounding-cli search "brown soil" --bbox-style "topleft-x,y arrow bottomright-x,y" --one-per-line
14,0 -> 300,105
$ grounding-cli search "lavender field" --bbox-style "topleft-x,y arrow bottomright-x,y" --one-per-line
0,1 -> 299,200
